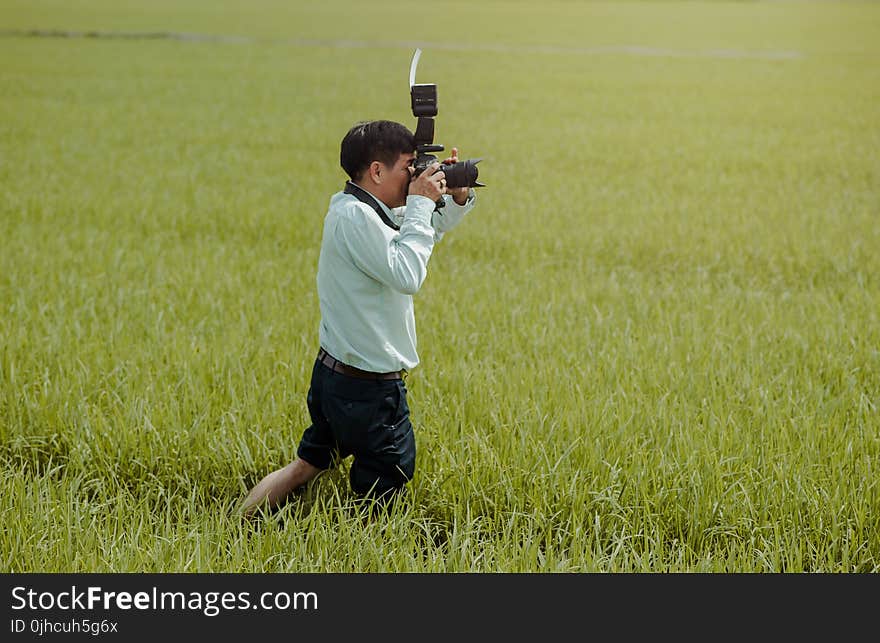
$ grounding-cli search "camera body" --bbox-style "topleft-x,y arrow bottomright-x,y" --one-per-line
409,60 -> 483,193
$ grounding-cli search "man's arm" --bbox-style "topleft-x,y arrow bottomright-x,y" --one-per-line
431,188 -> 476,241
336,196 -> 436,295
389,189 -> 476,239
336,161 -> 447,294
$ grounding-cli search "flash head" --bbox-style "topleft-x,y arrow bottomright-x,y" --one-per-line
410,84 -> 437,118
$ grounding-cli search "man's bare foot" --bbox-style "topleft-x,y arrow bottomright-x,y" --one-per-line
240,457 -> 322,520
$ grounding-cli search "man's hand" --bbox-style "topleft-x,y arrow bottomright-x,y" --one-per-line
408,161 -> 446,202
441,147 -> 471,206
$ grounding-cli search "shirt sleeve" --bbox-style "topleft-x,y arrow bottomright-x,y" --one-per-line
335,195 -> 437,295
431,189 -> 477,242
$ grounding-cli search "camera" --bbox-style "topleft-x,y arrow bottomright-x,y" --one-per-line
408,49 -> 484,194
412,146 -> 482,189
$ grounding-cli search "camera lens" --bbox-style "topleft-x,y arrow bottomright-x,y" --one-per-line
441,159 -> 482,189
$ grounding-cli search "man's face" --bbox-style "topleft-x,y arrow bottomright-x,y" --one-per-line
381,151 -> 416,208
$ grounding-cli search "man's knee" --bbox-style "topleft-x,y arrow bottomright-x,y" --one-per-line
349,459 -> 414,498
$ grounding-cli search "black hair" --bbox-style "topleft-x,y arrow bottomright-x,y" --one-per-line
340,120 -> 415,180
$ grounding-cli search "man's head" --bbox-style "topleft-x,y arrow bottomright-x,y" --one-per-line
340,120 -> 416,208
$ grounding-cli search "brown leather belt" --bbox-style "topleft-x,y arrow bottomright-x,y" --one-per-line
317,348 -> 402,381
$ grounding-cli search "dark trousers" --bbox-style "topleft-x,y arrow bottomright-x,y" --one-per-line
296,356 -> 416,498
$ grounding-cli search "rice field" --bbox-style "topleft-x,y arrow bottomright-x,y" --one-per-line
1,0 -> 878,572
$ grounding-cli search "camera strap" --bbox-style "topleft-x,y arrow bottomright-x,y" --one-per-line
344,181 -> 400,231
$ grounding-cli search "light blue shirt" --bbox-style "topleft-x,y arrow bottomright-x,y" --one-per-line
317,186 -> 477,373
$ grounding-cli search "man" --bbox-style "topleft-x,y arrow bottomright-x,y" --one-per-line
240,120 -> 477,517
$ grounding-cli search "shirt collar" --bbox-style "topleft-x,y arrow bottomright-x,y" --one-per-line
345,181 -> 393,218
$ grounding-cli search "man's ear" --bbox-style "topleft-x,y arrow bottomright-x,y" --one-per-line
368,161 -> 383,185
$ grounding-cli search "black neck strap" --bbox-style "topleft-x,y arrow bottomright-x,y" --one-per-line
344,181 -> 399,231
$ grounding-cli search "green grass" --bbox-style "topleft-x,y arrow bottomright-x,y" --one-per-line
1,0 -> 878,572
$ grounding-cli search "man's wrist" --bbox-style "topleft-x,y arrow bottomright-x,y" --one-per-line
452,189 -> 473,206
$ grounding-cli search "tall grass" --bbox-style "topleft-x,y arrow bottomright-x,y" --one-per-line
1,0 -> 878,571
